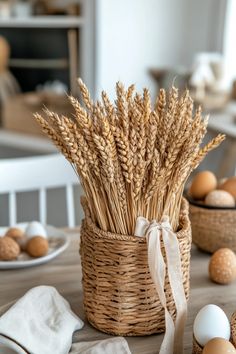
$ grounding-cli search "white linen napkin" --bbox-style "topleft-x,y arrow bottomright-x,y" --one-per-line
0,286 -> 83,354
0,286 -> 132,354
70,337 -> 131,354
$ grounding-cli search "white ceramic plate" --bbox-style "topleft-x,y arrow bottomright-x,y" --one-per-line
0,223 -> 70,270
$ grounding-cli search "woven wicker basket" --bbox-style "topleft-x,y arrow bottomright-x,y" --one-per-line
192,337 -> 203,354
190,203 -> 236,253
80,197 -> 191,336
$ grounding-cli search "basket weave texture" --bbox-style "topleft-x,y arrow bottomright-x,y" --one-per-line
190,203 -> 236,253
192,337 -> 203,354
80,197 -> 191,336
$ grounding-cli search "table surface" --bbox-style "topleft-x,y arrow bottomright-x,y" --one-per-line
0,129 -> 56,153
208,101 -> 236,138
0,230 -> 235,354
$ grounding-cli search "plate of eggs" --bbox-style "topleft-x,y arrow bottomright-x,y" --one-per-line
0,221 -> 70,269
186,170 -> 236,209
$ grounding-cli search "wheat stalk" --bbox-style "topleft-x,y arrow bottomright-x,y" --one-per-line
35,79 -> 225,234
77,78 -> 93,111
192,134 -> 225,169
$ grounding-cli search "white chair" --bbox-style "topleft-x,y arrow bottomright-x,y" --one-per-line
0,154 -> 79,227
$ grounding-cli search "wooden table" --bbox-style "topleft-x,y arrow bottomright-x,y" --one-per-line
0,230 -> 235,353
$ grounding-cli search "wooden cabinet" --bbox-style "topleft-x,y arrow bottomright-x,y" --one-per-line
0,1 -> 96,97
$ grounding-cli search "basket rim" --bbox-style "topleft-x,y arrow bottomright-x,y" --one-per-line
81,197 -> 191,242
189,202 -> 236,214
193,336 -> 203,351
187,195 -> 236,211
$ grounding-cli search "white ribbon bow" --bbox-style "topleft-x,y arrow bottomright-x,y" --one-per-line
135,216 -> 187,354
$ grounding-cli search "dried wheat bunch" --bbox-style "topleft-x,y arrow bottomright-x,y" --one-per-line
35,79 -> 225,234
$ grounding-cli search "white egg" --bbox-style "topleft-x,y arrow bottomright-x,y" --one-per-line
193,304 -> 230,347
25,221 -> 47,239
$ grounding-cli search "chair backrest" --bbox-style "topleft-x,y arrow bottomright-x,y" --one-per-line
0,154 -> 79,227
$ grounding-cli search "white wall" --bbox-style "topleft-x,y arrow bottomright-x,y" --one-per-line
94,0 -> 226,99
180,0 -> 227,65
223,0 -> 236,87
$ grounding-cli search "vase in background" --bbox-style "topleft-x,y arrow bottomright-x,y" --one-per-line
0,0 -> 12,18
12,0 -> 32,17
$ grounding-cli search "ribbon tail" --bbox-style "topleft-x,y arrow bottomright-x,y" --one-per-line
146,229 -> 175,354
159,310 -> 175,354
162,228 -> 187,354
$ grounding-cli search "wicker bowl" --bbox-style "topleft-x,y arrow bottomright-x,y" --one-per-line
192,337 -> 203,354
192,336 -> 236,353
80,197 -> 191,336
189,201 -> 236,253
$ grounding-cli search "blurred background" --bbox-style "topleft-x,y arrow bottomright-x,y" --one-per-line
0,0 -> 236,226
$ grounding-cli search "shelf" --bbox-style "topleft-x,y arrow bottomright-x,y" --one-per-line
9,58 -> 69,69
0,16 -> 83,28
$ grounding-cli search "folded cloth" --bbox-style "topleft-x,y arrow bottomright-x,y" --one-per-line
0,286 -> 84,354
70,337 -> 132,354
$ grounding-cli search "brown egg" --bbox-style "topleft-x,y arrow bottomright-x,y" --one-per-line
205,190 -> 235,207
26,236 -> 49,258
202,337 -> 236,354
4,227 -> 27,250
5,227 -> 24,241
0,36 -> 10,73
189,171 -> 217,200
17,236 -> 28,251
221,177 -> 236,199
209,248 -> 236,284
231,311 -> 236,347
0,237 -> 20,261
